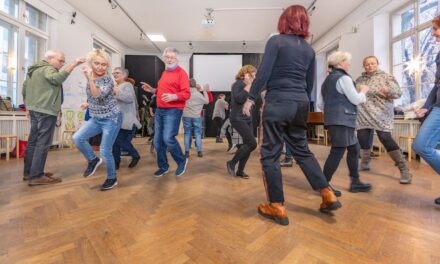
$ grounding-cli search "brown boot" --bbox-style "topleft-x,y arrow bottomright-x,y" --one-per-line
257,203 -> 289,225
23,172 -> 54,181
388,150 -> 412,184
28,175 -> 62,186
319,187 -> 342,213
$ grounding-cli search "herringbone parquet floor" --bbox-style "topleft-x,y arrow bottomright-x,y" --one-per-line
1,137 -> 440,264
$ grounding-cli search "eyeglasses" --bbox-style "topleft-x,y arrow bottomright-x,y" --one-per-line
112,72 -> 122,75
164,56 -> 177,60
56,58 -> 65,63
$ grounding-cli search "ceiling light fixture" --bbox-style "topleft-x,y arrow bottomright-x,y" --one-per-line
108,0 -> 118,9
70,11 -> 76,24
189,41 -> 193,50
147,34 -> 167,42
242,41 -> 247,49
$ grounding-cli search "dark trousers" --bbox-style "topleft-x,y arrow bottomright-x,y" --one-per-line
261,99 -> 328,203
323,143 -> 360,182
213,117 -> 223,137
24,110 -> 57,179
112,126 -> 140,163
230,119 -> 257,174
357,128 -> 399,151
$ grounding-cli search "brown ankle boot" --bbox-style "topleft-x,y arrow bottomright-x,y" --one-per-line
257,203 -> 289,225
388,149 -> 412,184
319,187 -> 342,213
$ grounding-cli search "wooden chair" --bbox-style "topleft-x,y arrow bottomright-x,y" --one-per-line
60,130 -> 76,149
0,135 -> 19,161
399,135 -> 416,161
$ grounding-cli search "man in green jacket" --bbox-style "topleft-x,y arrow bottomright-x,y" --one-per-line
23,50 -> 84,186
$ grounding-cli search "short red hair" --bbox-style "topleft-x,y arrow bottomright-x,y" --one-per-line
277,5 -> 310,39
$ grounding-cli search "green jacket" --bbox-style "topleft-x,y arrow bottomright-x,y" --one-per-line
22,60 -> 70,116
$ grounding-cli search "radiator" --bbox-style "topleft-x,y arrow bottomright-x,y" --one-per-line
0,112 -> 61,154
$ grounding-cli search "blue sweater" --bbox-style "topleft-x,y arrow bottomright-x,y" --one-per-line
248,34 -> 315,102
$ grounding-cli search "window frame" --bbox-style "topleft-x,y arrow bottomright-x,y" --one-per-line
390,0 -> 438,105
0,0 -> 49,106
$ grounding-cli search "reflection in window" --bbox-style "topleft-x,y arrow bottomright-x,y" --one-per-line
25,32 -> 46,73
25,4 -> 47,32
0,0 -> 18,17
0,19 -> 18,105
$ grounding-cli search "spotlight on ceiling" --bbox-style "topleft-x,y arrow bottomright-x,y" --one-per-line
189,41 -> 193,50
242,41 -> 247,49
108,0 -> 118,9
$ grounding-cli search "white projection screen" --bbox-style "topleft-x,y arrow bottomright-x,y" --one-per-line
192,55 -> 243,91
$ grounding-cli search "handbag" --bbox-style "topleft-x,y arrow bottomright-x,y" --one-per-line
0,96 -> 12,111
11,139 -> 27,158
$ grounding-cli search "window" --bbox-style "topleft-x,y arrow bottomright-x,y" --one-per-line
391,0 -> 439,106
25,3 -> 47,32
93,40 -> 113,62
0,0 -> 49,106
0,0 -> 18,18
25,32 -> 46,72
0,19 -> 17,103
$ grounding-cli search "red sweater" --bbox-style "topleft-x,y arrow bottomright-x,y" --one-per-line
156,66 -> 190,110
207,90 -> 213,103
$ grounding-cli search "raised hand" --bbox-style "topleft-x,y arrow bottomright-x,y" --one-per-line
82,65 -> 93,80
140,82 -> 154,93
242,100 -> 254,117
416,108 -> 428,118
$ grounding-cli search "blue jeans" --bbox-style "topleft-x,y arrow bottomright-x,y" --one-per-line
73,113 -> 122,179
113,126 -> 140,163
154,108 -> 185,170
413,107 -> 440,174
183,117 -> 202,152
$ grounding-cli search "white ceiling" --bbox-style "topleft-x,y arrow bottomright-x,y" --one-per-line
65,0 -> 366,54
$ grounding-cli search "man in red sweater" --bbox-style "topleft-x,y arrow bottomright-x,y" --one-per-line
141,47 -> 190,177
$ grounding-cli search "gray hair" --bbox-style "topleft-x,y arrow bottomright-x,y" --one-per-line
44,50 -> 63,60
113,67 -> 129,78
162,47 -> 179,57
327,51 -> 352,68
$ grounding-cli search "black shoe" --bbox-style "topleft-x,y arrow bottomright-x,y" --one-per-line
216,137 -> 223,143
197,151 -> 203,157
226,160 -> 235,176
115,161 -> 120,170
128,157 -> 140,168
101,178 -> 118,191
236,172 -> 249,179
349,178 -> 372,193
435,197 -> 440,205
83,157 -> 103,177
329,184 -> 342,197
185,151 -> 190,158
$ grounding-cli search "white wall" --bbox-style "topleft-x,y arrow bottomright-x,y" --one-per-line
25,0 -> 131,112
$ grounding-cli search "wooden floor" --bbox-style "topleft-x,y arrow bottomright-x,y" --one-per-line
1,137 -> 440,264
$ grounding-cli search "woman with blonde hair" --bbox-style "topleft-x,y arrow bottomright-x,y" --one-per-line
226,65 -> 258,179
356,55 -> 412,184
73,49 -> 122,191
321,51 -> 372,196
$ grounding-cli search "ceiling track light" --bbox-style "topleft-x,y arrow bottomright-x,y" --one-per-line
108,0 -> 118,9
189,41 -> 193,50
242,41 -> 247,49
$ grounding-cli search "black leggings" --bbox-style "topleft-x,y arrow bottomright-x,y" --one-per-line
230,119 -> 257,174
323,143 -> 360,182
357,129 -> 399,151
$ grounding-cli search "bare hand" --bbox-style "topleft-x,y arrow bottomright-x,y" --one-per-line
358,84 -> 369,94
204,84 -> 211,92
79,102 -> 89,110
82,65 -> 93,80
74,57 -> 86,66
140,82 -> 154,93
416,108 -> 428,118
379,85 -> 390,94
161,93 -> 178,102
242,100 -> 254,117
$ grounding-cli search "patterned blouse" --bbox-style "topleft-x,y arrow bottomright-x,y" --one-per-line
355,70 -> 401,132
87,75 -> 119,118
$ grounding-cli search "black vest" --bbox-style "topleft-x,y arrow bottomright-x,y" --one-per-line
321,68 -> 357,128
